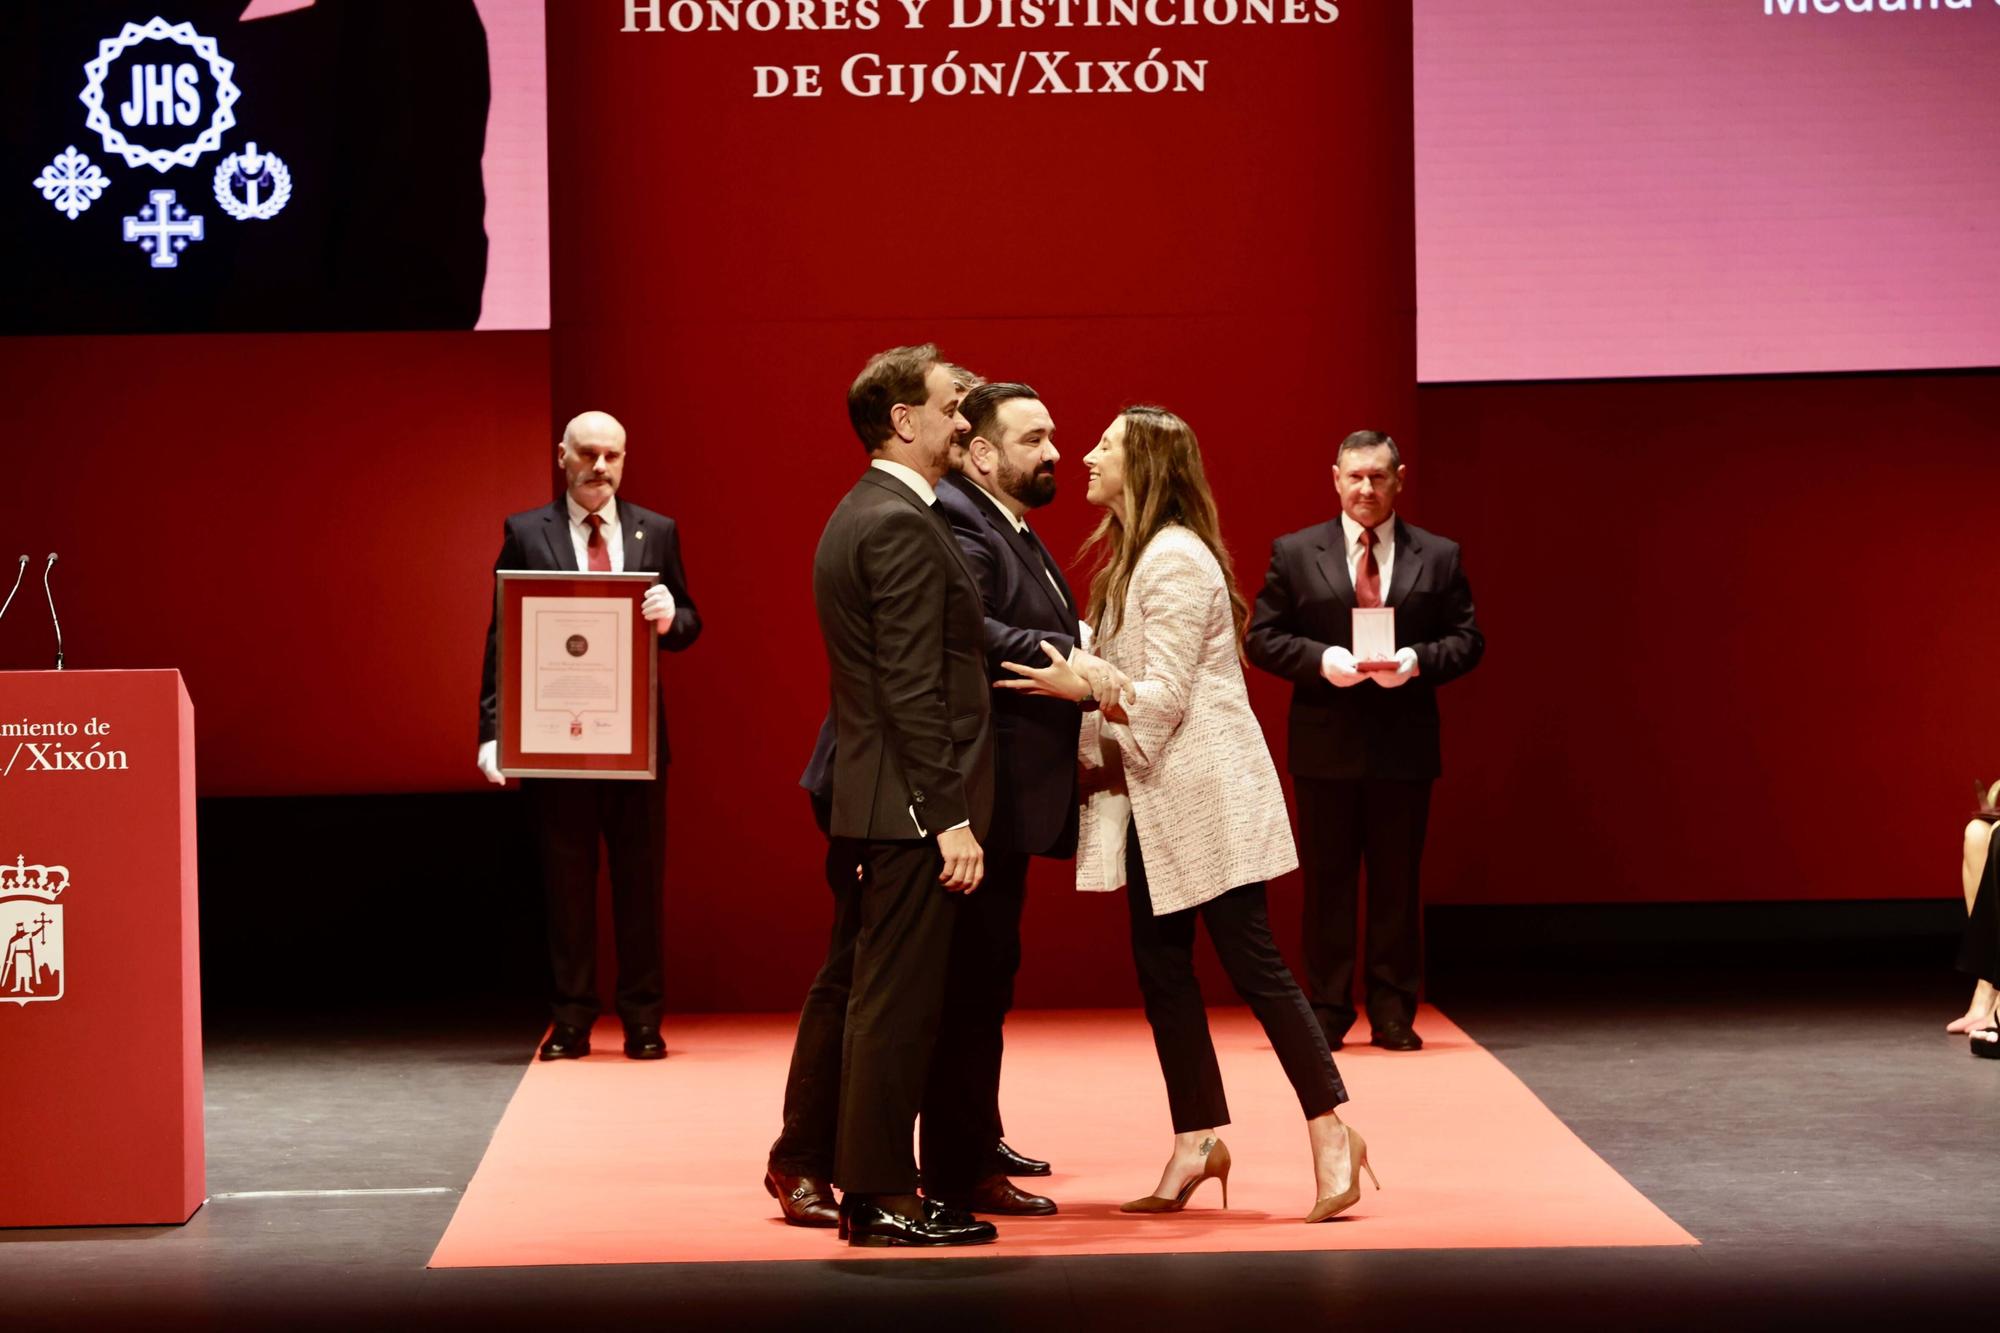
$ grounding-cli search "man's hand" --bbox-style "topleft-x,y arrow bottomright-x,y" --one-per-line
476,739 -> 506,786
1320,645 -> 1367,688
641,584 -> 676,632
1372,646 -> 1420,689
937,826 -> 985,894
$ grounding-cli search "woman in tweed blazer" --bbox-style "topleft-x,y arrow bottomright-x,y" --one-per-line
1002,406 -> 1376,1223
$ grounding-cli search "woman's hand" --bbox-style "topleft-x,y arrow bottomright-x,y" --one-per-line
998,641 -> 1097,702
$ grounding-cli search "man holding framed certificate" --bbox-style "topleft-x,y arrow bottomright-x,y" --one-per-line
476,410 -> 702,1061
1246,430 -> 1483,1054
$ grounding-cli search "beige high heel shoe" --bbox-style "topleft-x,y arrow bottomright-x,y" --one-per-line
1121,1138 -> 1232,1213
1304,1125 -> 1380,1223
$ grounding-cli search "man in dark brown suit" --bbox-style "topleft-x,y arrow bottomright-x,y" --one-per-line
807,344 -> 997,1247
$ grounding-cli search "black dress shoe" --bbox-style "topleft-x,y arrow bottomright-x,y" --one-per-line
537,1023 -> 591,1060
930,1173 -> 1057,1216
841,1196 -> 998,1247
623,1024 -> 666,1060
1370,1020 -> 1423,1051
765,1167 -> 840,1227
991,1139 -> 1051,1177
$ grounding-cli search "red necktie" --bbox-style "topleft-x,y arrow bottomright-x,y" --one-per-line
1354,527 -> 1382,608
585,513 -> 611,572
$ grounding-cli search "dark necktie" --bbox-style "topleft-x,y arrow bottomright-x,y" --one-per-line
585,513 -> 611,572
1354,527 -> 1382,608
1024,525 -> 1072,610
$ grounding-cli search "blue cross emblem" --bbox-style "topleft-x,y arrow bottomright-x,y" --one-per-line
122,189 -> 205,269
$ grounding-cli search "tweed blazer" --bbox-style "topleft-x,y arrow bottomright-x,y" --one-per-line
1075,525 -> 1298,915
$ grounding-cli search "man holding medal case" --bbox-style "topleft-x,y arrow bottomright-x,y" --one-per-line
1247,430 -> 1484,1055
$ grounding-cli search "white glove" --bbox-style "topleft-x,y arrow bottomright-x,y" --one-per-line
476,739 -> 506,786
641,583 -> 676,631
1372,646 -> 1420,689
1320,645 -> 1367,688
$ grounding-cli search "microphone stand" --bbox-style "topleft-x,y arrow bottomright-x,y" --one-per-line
0,555 -> 25,625
43,553 -> 62,670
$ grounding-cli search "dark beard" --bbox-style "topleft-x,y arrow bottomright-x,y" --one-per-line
1000,461 -> 1058,510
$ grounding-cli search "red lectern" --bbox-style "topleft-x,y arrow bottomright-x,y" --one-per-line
0,670 -> 203,1227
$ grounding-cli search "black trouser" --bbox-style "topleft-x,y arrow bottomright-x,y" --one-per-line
523,775 -> 666,1031
918,848 -> 1029,1194
772,810 -> 1027,1184
1125,824 -> 1346,1133
827,836 -> 959,1195
1294,776 -> 1432,1042
1960,832 -> 1999,986
769,801 -> 862,1177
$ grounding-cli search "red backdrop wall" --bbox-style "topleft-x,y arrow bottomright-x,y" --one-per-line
540,2 -> 1416,1009
1414,369 -> 2000,908
0,332 -> 551,792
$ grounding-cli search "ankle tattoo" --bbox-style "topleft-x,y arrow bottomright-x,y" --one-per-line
1198,1137 -> 1215,1157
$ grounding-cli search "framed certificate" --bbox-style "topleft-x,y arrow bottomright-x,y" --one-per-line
495,570 -> 658,779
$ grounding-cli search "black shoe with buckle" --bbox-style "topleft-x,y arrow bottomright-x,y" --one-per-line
765,1167 -> 839,1228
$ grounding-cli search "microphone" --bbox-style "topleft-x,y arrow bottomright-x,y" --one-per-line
43,553 -> 62,670
0,555 -> 25,625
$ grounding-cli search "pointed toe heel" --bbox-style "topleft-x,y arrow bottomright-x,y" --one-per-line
1304,1126 -> 1379,1224
1120,1139 -> 1231,1214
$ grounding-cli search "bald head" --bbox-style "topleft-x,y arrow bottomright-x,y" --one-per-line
563,410 -> 627,449
557,409 -> 629,512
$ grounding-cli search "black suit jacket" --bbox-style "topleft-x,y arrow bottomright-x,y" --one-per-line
812,468 -> 994,842
1246,515 -> 1482,782
478,498 -> 702,756
935,473 -> 1083,858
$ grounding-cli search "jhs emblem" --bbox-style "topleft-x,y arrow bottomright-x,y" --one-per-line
80,18 -> 241,172
213,142 -> 292,221
0,854 -> 69,1005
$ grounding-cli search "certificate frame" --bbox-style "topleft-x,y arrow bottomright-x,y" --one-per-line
495,570 -> 658,780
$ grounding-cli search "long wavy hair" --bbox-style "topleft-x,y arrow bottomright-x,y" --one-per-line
1079,405 -> 1249,649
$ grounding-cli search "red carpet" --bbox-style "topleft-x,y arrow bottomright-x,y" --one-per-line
429,1006 -> 1695,1267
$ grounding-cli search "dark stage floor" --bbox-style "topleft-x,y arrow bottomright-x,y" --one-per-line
4,963 -> 1995,1331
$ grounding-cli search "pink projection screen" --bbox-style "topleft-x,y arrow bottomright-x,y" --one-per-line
1415,0 -> 2000,383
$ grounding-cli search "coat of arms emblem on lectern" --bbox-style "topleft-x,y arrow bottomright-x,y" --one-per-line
0,854 -> 68,1004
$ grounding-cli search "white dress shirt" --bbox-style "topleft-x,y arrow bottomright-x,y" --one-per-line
566,494 -> 624,573
870,457 -> 937,506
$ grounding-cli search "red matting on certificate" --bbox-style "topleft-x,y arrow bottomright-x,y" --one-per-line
496,571 -> 655,779
429,1006 -> 1695,1267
